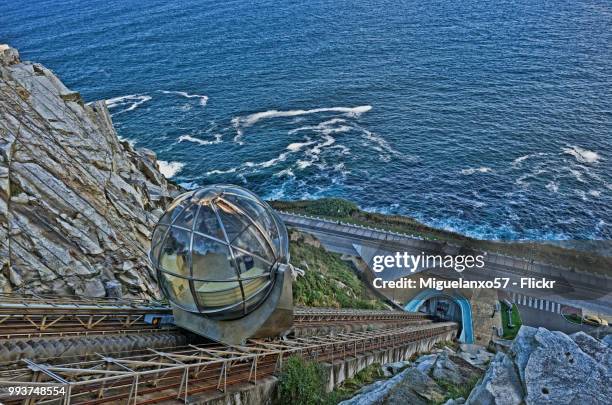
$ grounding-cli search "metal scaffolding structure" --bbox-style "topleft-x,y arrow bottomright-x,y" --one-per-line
0,322 -> 457,405
0,293 -> 434,340
0,294 -> 172,339
0,293 -> 170,314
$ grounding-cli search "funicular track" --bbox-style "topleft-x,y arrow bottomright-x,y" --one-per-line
0,293 -> 173,340
0,322 -> 457,405
0,294 -> 430,339
294,307 -> 429,325
0,293 -> 456,404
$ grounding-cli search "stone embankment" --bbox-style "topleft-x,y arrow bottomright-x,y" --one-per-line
0,45 -> 178,299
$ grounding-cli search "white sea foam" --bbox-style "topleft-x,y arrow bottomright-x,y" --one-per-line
460,167 -> 493,175
178,134 -> 222,146
105,94 -> 151,115
237,105 -> 372,127
358,126 -> 405,160
286,140 -> 316,152
511,152 -> 547,167
562,145 -> 601,164
157,161 -> 184,178
160,90 -> 208,107
331,144 -> 351,155
232,106 -> 371,144
205,167 -> 238,176
178,182 -> 200,190
588,190 -> 601,197
116,135 -> 136,147
545,181 -> 559,193
245,151 -> 292,169
296,160 -> 312,170
274,168 -> 295,178
288,118 -> 351,135
567,167 -> 586,183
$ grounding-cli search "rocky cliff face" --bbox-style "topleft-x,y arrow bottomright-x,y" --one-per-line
0,45 -> 179,299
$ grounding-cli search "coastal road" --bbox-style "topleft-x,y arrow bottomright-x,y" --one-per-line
278,212 -> 612,317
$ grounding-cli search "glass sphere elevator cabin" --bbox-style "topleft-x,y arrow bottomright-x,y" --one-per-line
149,185 -> 293,344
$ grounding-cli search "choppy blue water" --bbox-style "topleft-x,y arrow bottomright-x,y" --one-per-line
3,0 -> 611,240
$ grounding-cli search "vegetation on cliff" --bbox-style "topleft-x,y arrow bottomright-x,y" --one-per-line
278,356 -> 328,405
290,232 -> 387,310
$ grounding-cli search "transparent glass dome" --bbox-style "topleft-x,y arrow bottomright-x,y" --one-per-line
149,185 -> 289,320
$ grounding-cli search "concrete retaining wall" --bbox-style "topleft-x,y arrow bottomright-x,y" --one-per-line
188,329 -> 456,404
321,329 -> 456,392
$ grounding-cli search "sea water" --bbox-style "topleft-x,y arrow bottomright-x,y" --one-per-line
2,0 -> 610,240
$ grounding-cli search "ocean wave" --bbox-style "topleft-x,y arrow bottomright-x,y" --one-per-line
545,181 -> 559,193
157,160 -> 184,178
331,144 -> 351,155
511,152 -> 547,167
296,160 -> 312,170
178,181 -> 200,190
159,90 -> 208,107
562,145 -> 601,164
567,167 -> 587,183
357,126 -> 406,160
286,140 -> 316,152
178,134 -> 222,146
237,105 -> 371,127
274,168 -> 295,178
205,167 -> 238,176
105,94 -> 151,115
576,190 -> 588,201
288,118 -> 352,136
116,135 -> 136,147
245,151 -> 292,169
460,167 -> 493,175
588,190 -> 601,197
231,105 -> 371,144
515,169 -> 546,187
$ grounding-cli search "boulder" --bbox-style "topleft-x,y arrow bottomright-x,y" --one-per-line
383,361 -> 410,376
415,353 -> 438,374
383,368 -> 447,405
465,352 -> 523,405
432,352 -> 464,384
514,327 -> 611,404
569,331 -> 609,363
457,345 -> 495,369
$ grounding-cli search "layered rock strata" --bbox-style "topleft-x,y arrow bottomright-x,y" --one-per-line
0,45 -> 179,298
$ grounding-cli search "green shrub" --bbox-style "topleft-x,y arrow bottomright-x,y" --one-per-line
272,198 -> 358,218
500,302 -> 522,339
278,356 -> 328,405
436,376 -> 480,404
291,240 -> 386,310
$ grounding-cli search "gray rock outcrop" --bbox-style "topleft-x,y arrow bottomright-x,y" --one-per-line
342,350 -> 484,405
466,326 -> 612,405
465,352 -> 523,405
0,45 -> 179,298
517,327 -> 611,404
